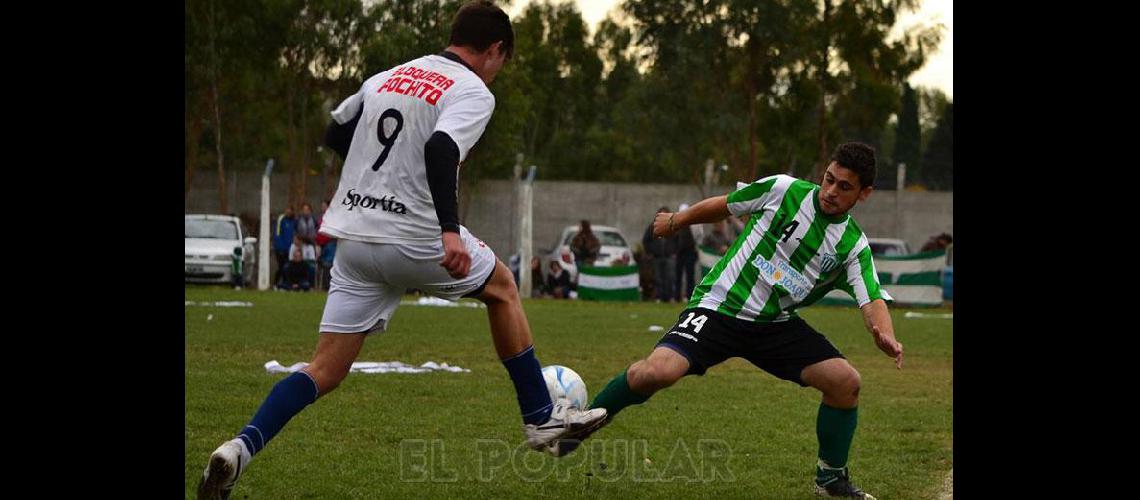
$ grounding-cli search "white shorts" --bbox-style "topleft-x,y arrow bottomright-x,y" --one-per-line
319,226 -> 497,334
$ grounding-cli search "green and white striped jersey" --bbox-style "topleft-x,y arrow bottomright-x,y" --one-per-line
689,174 -> 892,322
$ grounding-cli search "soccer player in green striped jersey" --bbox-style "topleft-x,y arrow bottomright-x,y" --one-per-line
559,143 -> 903,499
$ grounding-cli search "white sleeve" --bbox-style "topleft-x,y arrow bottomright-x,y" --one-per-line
330,86 -> 365,124
726,175 -> 790,216
433,84 -> 495,162
843,238 -> 893,306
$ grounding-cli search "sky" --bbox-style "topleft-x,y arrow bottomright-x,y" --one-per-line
508,0 -> 952,99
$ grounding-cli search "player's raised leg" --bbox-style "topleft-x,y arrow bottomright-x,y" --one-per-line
594,345 -> 690,417
547,345 -> 691,457
475,258 -> 607,451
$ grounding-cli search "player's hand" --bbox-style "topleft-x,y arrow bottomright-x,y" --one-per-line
440,231 -> 471,279
871,325 -> 903,369
652,212 -> 677,238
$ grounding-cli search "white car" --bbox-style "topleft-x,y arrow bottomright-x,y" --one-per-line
542,225 -> 635,283
867,238 -> 911,257
185,214 -> 257,285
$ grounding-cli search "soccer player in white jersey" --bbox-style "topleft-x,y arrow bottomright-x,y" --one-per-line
196,3 -> 606,498
561,143 -> 903,499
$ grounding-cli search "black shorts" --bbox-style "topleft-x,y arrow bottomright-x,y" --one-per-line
655,307 -> 844,387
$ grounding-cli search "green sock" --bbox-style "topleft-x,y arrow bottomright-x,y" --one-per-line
589,368 -> 650,418
816,403 -> 858,481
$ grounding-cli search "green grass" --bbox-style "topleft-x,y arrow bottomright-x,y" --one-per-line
186,286 -> 952,499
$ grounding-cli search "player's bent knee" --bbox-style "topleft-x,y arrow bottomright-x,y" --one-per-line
825,367 -> 861,404
651,358 -> 686,387
629,358 -> 682,394
626,360 -> 654,393
846,368 -> 862,399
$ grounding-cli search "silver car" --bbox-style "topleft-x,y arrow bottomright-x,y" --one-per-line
185,214 -> 257,285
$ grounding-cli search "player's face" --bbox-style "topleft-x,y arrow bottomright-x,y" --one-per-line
478,41 -> 508,84
818,162 -> 872,215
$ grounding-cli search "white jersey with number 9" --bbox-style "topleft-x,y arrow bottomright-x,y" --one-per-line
319,54 -> 494,245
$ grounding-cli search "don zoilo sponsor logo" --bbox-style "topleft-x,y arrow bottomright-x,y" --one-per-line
343,188 -> 408,214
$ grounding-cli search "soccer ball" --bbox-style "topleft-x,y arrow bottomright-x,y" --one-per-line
542,365 -> 588,410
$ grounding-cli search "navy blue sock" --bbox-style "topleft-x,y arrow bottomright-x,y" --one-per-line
501,345 -> 553,425
237,371 -> 320,456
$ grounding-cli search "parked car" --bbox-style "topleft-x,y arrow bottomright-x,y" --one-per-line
185,214 -> 257,286
541,224 -> 635,283
867,238 -> 911,257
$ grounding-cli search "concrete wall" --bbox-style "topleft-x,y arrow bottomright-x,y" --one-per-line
461,180 -> 952,258
187,175 -> 952,257
186,171 -> 334,218
846,190 -> 954,253
461,180 -> 709,257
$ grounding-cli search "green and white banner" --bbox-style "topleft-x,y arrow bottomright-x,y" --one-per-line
820,250 -> 946,307
699,245 -> 723,276
577,265 -> 640,301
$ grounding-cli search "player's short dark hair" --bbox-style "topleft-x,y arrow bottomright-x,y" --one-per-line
449,1 -> 514,59
831,142 -> 877,188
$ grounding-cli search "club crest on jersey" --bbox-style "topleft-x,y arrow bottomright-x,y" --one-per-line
342,189 -> 408,214
819,253 -> 839,273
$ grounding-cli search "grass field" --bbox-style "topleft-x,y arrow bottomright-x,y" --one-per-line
185,286 -> 952,499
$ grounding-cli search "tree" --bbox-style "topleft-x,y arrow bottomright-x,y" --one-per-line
183,0 -> 947,195
919,102 -> 951,190
187,0 -> 294,213
893,83 -> 921,189
502,1 -> 604,180
917,85 -> 949,151
806,0 -> 942,184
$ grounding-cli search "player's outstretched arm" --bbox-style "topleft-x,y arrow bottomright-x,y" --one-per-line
861,299 -> 903,369
653,195 -> 730,238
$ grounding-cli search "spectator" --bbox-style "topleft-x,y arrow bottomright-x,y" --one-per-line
295,202 -> 319,244
570,220 -> 601,267
702,220 -> 732,255
318,199 -> 330,222
921,232 -> 954,252
288,234 -> 318,289
508,252 -> 522,287
547,260 -> 573,299
280,245 -> 311,291
675,204 -> 698,301
230,246 -> 245,290
272,205 -> 296,286
643,206 -> 679,302
686,203 -> 705,247
315,199 -> 336,290
529,256 -> 547,298
632,242 -> 655,301
314,200 -> 331,239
